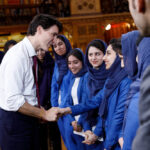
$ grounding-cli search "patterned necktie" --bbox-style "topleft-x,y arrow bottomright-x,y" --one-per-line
33,56 -> 40,108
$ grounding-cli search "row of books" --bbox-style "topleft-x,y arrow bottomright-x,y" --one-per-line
0,0 -> 45,5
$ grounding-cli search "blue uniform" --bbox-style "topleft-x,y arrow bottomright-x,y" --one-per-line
69,56 -> 131,150
97,57 -> 131,150
122,36 -> 150,150
120,31 -> 139,150
69,76 -> 131,150
68,39 -> 108,150
60,48 -> 87,150
51,63 -> 72,107
62,74 -> 87,150
51,63 -> 73,149
78,73 -> 104,150
123,92 -> 139,150
101,78 -> 131,150
50,35 -> 72,149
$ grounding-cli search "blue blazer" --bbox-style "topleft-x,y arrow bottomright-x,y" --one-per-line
76,73 -> 102,131
69,77 -> 131,149
51,63 -> 73,107
61,72 -> 88,123
123,92 -> 139,150
94,77 -> 131,149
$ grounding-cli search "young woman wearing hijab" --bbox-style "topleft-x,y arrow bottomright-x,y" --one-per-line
117,31 -> 139,149
82,39 -> 131,150
111,31 -> 139,149
61,48 -> 87,150
78,39 -> 108,150
60,39 -> 131,150
61,40 -> 107,150
51,34 -> 72,149
121,34 -> 150,150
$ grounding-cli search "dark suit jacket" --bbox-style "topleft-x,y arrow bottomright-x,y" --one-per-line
132,65 -> 150,150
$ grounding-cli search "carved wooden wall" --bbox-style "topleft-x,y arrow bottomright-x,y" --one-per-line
59,12 -> 135,53
0,13 -> 135,52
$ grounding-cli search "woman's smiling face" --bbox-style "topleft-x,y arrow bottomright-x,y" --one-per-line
103,45 -> 117,70
88,46 -> 104,69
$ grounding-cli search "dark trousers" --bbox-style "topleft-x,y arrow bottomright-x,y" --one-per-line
39,122 -> 61,150
0,109 -> 40,150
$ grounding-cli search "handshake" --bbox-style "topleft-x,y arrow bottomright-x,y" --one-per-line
41,107 -> 72,122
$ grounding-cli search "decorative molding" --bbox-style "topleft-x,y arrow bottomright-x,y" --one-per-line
70,0 -> 101,15
0,12 -> 135,52
59,13 -> 132,24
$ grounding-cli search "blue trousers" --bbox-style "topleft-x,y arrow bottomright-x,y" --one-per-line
0,109 -> 39,150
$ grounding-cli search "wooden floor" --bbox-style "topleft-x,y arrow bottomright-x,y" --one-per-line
61,138 -> 67,150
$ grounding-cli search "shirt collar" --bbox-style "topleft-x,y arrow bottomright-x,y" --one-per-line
23,37 -> 36,57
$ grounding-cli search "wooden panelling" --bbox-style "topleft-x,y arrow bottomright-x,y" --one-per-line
0,13 -> 135,51
59,13 -> 134,52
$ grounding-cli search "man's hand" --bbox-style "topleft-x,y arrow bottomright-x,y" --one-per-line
82,130 -> 98,145
41,107 -> 60,121
41,107 -> 72,121
71,121 -> 82,132
18,102 -> 65,121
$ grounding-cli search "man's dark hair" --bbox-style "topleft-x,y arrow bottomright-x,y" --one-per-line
27,14 -> 62,36
4,40 -> 17,53
109,38 -> 122,55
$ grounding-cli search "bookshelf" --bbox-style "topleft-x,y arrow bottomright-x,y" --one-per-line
0,0 -> 42,5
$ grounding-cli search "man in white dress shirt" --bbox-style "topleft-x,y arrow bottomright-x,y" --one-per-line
0,14 -> 62,150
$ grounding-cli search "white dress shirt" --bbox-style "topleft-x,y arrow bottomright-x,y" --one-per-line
71,77 -> 80,121
0,37 -> 38,111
